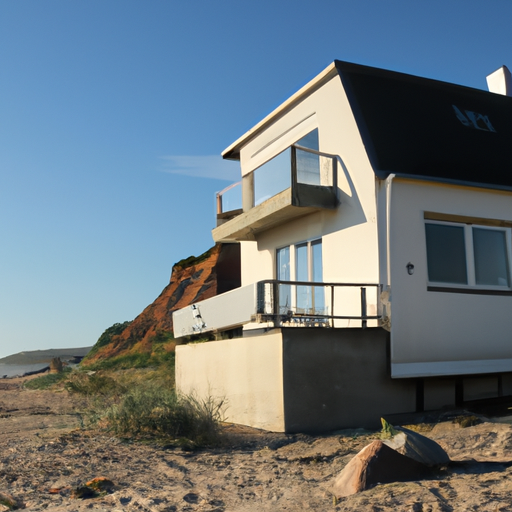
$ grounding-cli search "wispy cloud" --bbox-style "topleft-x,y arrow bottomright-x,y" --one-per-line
160,155 -> 239,182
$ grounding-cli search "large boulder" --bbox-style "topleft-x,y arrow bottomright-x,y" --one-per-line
331,440 -> 431,498
383,426 -> 450,467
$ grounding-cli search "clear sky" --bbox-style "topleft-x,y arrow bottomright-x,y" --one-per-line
0,0 -> 511,359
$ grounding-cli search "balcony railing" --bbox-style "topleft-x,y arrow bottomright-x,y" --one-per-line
216,181 -> 242,221
172,280 -> 382,338
256,280 -> 382,329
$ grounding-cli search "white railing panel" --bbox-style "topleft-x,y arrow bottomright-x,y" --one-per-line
173,283 -> 257,338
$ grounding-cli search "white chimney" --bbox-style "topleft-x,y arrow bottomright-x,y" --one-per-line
486,66 -> 512,96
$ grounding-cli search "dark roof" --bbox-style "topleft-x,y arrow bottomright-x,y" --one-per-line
335,61 -> 512,189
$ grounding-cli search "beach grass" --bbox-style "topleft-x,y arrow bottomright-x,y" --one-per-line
23,367 -> 72,390
22,356 -> 223,447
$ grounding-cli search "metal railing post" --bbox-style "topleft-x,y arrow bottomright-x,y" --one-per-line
273,280 -> 280,328
330,285 -> 335,328
360,287 -> 367,329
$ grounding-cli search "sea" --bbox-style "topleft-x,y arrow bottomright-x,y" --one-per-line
0,363 -> 50,379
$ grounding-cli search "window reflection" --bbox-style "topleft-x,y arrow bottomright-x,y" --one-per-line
277,246 -> 291,313
425,223 -> 467,284
253,129 -> 322,206
473,228 -> 510,286
254,149 -> 291,206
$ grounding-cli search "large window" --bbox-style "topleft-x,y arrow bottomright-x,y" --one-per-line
276,238 -> 324,314
425,221 -> 511,289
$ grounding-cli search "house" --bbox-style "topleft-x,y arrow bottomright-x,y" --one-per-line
172,61 -> 512,433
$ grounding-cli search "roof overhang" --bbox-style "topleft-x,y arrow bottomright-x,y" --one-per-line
222,62 -> 339,161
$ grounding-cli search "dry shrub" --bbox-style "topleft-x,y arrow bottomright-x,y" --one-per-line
104,382 -> 225,447
63,367 -> 223,446
65,371 -> 125,398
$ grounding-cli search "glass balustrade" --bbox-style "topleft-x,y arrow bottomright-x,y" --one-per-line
254,148 -> 291,206
216,181 -> 242,216
253,146 -> 335,206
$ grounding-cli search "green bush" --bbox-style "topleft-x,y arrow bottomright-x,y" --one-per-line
24,368 -> 71,390
172,247 -> 213,271
84,350 -> 175,371
84,321 -> 132,359
65,371 -> 125,397
104,383 -> 225,446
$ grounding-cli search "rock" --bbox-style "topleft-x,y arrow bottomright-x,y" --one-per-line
49,357 -> 63,374
0,491 -> 23,510
71,477 -> 115,499
331,440 -> 430,498
383,426 -> 450,467
86,476 -> 115,491
71,485 -> 98,499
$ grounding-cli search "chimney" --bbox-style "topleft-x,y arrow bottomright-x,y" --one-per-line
486,66 -> 512,96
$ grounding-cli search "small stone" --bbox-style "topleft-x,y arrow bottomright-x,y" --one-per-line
71,485 -> 97,499
183,493 -> 199,504
85,476 -> 115,491
0,492 -> 22,510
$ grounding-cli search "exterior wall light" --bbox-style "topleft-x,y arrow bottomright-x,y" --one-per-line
406,262 -> 415,275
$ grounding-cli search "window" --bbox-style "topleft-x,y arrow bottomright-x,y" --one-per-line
276,238 -> 324,314
425,221 -> 511,289
276,245 -> 291,312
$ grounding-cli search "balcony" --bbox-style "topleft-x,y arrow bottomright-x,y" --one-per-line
213,146 -> 338,242
172,280 -> 382,338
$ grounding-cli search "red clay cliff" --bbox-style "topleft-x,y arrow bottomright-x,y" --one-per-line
84,243 -> 240,364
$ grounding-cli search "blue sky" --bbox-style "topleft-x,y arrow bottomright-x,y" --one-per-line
0,0 -> 511,358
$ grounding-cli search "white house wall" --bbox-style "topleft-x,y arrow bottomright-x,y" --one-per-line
389,178 -> 512,377
238,75 -> 380,326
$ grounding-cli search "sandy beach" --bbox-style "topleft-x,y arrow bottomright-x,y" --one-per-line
2,375 -> 512,511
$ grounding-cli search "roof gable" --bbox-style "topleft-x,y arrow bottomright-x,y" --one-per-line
336,60 -> 512,188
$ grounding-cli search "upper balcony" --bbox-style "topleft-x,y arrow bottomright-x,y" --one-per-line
213,145 -> 338,242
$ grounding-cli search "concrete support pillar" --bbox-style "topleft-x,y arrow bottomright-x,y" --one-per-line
242,173 -> 254,213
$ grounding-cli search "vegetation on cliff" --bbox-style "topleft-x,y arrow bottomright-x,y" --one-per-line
172,246 -> 215,271
84,321 -> 132,359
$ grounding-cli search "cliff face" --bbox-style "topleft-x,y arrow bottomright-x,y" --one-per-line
83,243 -> 240,364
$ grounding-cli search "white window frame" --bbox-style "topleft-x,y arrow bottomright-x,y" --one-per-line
276,238 -> 324,312
425,220 -> 512,291
275,238 -> 322,281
